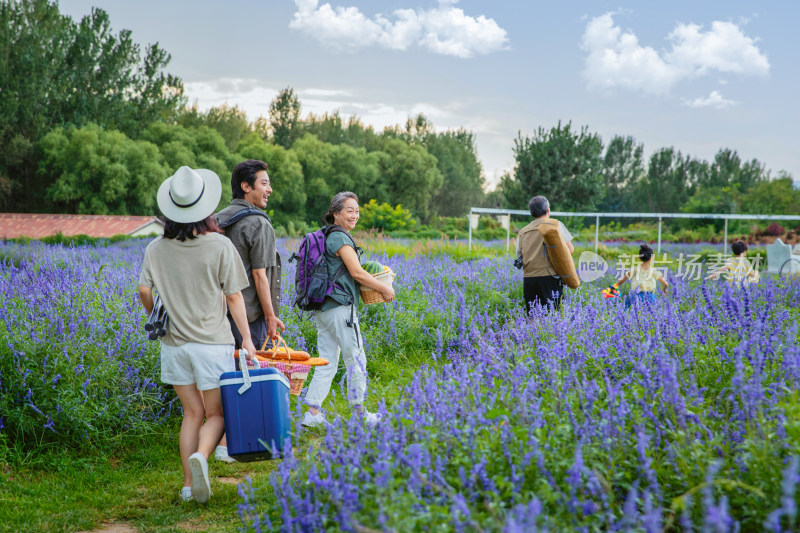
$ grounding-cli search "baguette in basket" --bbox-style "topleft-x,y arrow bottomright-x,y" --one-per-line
234,337 -> 310,362
235,336 -> 328,396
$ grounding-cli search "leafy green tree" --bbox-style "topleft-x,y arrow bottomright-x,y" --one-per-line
374,138 -> 443,222
291,134 -> 334,224
682,186 -> 740,214
0,0 -> 183,211
424,129 -> 484,217
680,185 -> 741,231
203,104 -> 251,152
51,8 -> 183,135
141,121 -> 239,209
383,114 -> 485,217
599,135 -> 645,212
510,121 -> 603,211
358,200 -> 417,231
700,148 -> 768,192
269,87 -> 302,149
298,112 -> 383,150
303,111 -> 346,145
741,175 -> 800,215
237,133 -> 307,227
39,124 -> 167,214
347,116 -> 381,150
291,134 -> 383,225
636,148 -> 703,213
253,115 -> 271,143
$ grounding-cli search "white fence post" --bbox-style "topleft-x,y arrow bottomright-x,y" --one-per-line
595,215 -> 600,254
468,213 -> 480,251
499,214 -> 511,252
468,211 -> 472,252
657,217 -> 662,255
723,218 -> 728,252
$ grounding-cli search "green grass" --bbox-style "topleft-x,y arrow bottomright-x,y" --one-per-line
0,346 -> 432,533
0,425 -> 273,533
1,429 -> 278,533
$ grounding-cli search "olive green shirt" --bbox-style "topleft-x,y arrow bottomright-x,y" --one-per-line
320,230 -> 359,312
216,199 -> 282,322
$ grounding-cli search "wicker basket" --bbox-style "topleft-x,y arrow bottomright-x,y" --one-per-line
252,336 -> 312,396
360,269 -> 396,305
253,359 -> 310,395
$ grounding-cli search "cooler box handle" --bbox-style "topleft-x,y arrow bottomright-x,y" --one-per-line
238,349 -> 252,394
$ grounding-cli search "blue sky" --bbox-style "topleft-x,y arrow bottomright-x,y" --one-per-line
58,0 -> 800,189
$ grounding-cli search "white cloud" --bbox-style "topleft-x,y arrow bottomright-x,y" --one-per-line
666,21 -> 769,76
581,13 -> 769,95
184,78 -> 455,129
301,88 -> 352,97
181,78 -> 517,189
289,0 -> 509,58
683,90 -> 738,109
184,79 -> 278,117
581,13 -> 680,94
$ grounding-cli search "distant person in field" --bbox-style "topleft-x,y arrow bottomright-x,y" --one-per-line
301,192 -> 395,428
215,159 -> 285,463
709,240 -> 759,283
138,166 -> 257,504
615,244 -> 669,308
516,195 -> 574,313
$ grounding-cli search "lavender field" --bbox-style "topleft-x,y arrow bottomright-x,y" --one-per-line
2,238 -> 800,531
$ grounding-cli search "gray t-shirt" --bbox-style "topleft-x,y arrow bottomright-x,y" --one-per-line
138,233 -> 249,346
216,199 -> 281,322
321,230 -> 359,312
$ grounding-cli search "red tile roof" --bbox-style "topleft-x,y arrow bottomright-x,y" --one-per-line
0,213 -> 162,239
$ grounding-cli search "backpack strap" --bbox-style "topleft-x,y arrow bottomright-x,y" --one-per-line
218,207 -> 271,230
321,225 -> 362,310
322,225 -> 362,257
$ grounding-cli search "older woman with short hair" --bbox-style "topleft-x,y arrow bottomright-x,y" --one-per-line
301,191 -> 394,428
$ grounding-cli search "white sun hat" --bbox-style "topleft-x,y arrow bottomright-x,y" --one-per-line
157,166 -> 222,223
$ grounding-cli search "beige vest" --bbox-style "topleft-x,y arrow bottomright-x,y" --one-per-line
518,219 -> 555,277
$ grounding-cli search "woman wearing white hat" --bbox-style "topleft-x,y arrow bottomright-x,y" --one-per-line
138,166 -> 257,504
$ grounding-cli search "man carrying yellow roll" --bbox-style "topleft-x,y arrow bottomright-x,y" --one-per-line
516,195 -> 575,313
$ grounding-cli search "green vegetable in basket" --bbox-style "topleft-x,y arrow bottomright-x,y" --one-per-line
361,260 -> 385,275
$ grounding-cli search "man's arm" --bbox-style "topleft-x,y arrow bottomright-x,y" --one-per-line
252,268 -> 285,340
227,291 -> 257,360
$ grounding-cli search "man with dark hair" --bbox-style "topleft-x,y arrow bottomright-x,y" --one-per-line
214,159 -> 285,462
217,159 -> 285,345
516,195 -> 575,313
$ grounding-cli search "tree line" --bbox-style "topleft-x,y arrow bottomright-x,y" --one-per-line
494,123 -> 799,221
1,1 -> 797,231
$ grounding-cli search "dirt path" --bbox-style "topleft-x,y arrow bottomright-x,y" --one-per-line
77,524 -> 138,533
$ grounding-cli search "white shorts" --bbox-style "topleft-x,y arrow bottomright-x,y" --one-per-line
160,342 -> 235,391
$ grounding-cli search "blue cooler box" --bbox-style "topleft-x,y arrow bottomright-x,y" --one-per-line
220,367 -> 291,462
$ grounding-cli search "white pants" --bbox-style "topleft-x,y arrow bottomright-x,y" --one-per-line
305,304 -> 367,408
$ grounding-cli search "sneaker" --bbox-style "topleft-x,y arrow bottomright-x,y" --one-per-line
214,445 -> 236,463
364,411 -> 382,427
188,452 -> 211,504
180,486 -> 193,502
301,411 -> 326,427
